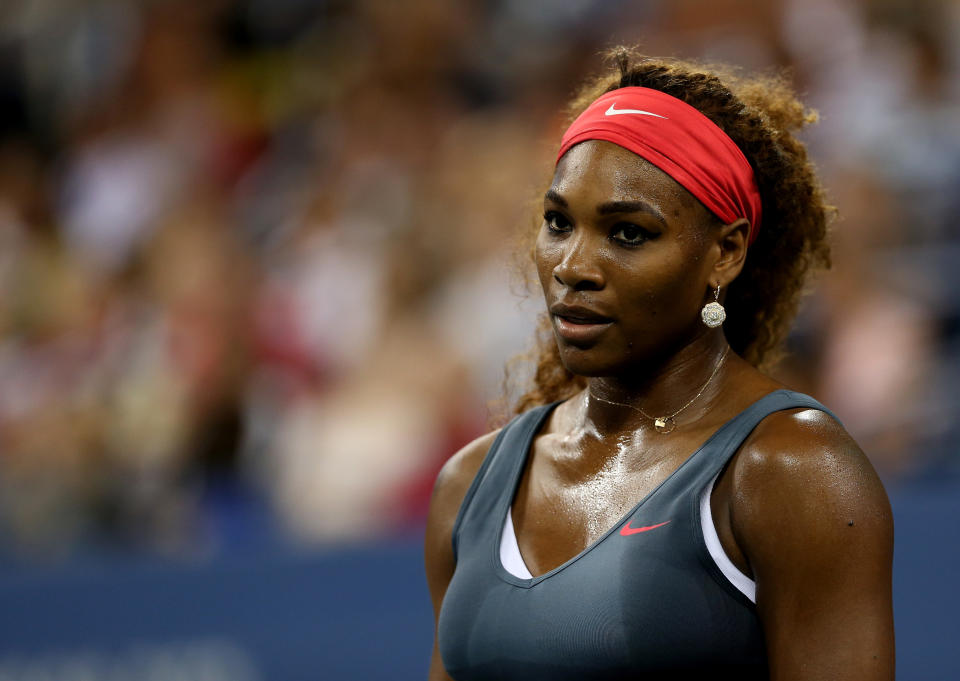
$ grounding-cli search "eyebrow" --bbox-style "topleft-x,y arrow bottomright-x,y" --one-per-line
544,190 -> 667,228
544,189 -> 568,207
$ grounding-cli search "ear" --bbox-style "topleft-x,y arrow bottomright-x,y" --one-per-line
711,218 -> 750,290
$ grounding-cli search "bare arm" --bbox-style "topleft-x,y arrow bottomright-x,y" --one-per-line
730,409 -> 895,681
424,430 -> 500,681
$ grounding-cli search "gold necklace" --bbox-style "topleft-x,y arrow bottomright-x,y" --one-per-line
588,347 -> 730,434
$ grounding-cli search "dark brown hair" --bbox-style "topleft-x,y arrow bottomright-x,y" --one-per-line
512,48 -> 833,415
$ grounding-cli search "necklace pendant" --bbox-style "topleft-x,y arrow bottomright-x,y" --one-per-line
654,416 -> 676,434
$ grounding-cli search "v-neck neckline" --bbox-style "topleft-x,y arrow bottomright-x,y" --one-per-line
492,389 -> 788,588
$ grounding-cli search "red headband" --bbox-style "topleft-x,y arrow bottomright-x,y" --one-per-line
557,87 -> 762,243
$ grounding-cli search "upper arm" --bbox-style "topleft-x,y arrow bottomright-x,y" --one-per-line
730,409 -> 894,681
424,429 -> 500,681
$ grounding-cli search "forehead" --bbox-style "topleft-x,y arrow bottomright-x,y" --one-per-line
551,140 -> 703,220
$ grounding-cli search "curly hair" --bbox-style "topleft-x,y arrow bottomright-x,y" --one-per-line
512,48 -> 833,415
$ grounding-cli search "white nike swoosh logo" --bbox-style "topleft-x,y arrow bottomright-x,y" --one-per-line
605,103 -> 668,119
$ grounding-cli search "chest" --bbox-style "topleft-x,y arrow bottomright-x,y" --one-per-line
439,431 -> 767,681
510,435 -> 699,577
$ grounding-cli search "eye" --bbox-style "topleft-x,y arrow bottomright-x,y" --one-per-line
611,223 -> 653,246
543,210 -> 572,234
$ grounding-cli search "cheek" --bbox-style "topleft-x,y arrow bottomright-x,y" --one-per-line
619,259 -> 704,320
534,230 -> 556,286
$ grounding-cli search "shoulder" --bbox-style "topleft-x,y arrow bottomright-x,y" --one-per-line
723,402 -> 895,676
425,428 -> 502,562
424,428 -> 503,612
430,428 -> 503,524
731,405 -> 889,511
728,405 -> 893,578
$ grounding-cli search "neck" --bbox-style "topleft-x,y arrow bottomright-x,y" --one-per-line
583,332 -> 730,435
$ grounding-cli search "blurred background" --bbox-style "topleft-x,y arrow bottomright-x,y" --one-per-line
0,0 -> 957,678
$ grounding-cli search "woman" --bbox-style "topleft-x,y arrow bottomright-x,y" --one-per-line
425,50 -> 894,681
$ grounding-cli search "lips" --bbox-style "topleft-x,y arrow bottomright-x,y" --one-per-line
550,303 -> 613,324
550,302 -> 614,344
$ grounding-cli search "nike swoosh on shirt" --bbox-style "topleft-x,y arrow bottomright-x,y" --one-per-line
620,520 -> 671,535
605,103 -> 668,119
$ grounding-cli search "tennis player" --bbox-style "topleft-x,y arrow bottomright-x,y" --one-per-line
425,49 -> 894,681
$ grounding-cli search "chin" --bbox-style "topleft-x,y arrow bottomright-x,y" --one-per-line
556,343 -> 623,378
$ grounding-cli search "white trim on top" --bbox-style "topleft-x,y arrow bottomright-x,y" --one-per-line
700,471 -> 756,603
499,473 -> 757,603
500,507 -> 534,579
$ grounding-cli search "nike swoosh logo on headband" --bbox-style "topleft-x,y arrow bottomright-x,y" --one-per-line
605,103 -> 668,119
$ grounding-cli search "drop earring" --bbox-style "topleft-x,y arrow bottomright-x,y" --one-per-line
701,284 -> 726,328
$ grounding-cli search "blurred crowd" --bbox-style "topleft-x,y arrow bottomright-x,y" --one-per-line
0,0 -> 957,562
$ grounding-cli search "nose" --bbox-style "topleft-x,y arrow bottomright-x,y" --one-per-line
553,232 -> 604,291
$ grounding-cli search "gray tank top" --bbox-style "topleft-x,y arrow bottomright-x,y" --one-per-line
437,389 -> 834,680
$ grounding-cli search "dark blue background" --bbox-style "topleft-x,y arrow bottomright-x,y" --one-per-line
0,482 -> 955,680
